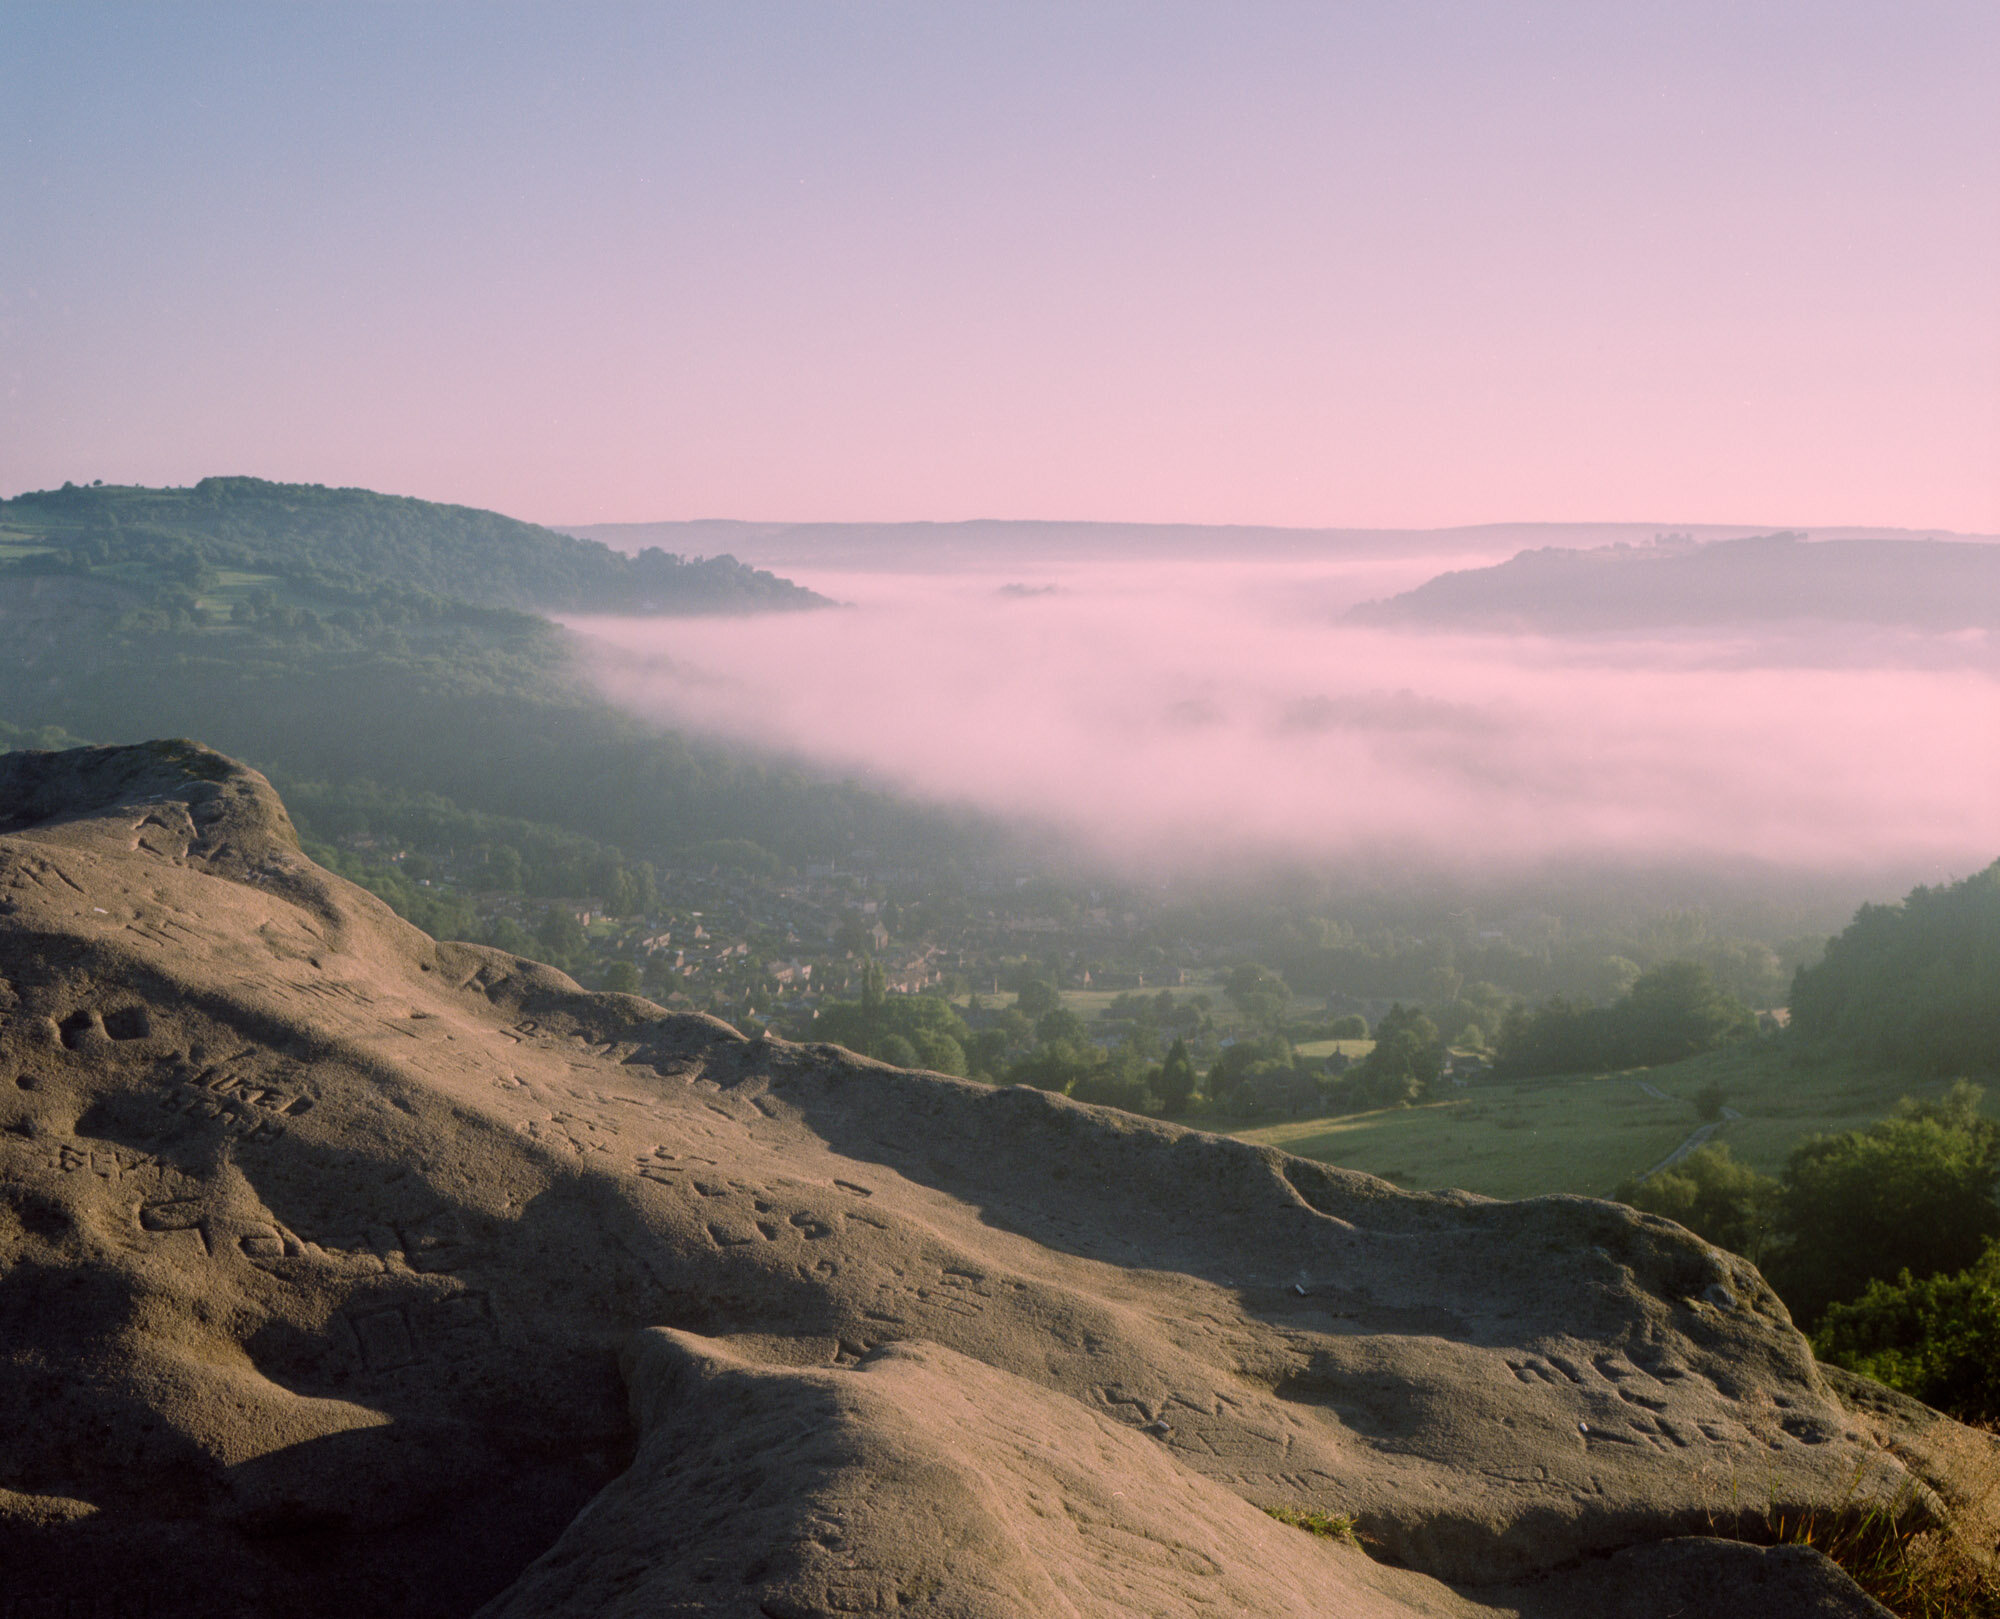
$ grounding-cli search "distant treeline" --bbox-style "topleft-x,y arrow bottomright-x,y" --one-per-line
1254,905 -> 1809,1018
0,477 -> 828,615
1492,961 -> 1758,1077
1489,862 -> 2000,1081
809,970 -> 1202,1117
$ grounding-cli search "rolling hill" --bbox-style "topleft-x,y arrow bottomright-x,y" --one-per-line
1351,531 -> 2000,634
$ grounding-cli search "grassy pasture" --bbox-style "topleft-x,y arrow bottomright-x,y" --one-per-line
1231,1042 -> 2000,1201
1234,1078 -> 1692,1200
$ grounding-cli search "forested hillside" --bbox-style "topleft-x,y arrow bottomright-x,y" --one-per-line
1789,860 -> 2000,1074
0,477 -> 828,615
0,478 -> 962,873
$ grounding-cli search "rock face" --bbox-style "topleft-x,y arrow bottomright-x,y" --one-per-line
0,742 -> 1952,1616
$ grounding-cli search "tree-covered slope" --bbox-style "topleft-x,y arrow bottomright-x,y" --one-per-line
0,476 -> 829,614
1790,861 -> 2000,1075
0,578 -> 961,865
0,479 -> 966,871
1351,531 -> 2000,633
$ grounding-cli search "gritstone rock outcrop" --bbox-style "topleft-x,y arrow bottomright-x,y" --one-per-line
0,742 -> 1983,1616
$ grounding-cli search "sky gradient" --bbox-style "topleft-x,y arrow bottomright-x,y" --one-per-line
3,2 -> 1995,529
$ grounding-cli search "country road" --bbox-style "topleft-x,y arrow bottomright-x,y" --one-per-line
1635,1082 -> 1743,1180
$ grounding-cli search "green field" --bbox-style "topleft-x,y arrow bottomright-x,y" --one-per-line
193,568 -> 285,615
1231,1041 -> 1998,1201
1293,1038 -> 1375,1060
1002,986 -> 1220,1020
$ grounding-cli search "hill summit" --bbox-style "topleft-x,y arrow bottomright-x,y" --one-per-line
0,477 -> 830,616
1,742 -> 1990,1616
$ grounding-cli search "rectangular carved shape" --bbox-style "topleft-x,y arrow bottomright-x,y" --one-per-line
348,1306 -> 417,1371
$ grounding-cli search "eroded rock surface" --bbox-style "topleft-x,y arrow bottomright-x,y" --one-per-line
0,743 -> 1926,1615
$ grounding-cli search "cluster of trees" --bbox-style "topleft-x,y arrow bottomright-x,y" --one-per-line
1338,1004 -> 1445,1107
1206,1002 -> 1451,1115
812,967 -> 977,1076
957,972 -> 1455,1121
303,840 -> 486,943
979,981 -> 1195,1112
805,973 -> 1204,1117
1619,1084 -> 2000,1422
1223,962 -> 1290,1026
1492,960 -> 1756,1078
935,961 -> 1459,1121
1788,859 -> 2000,1076
1205,1034 -> 1299,1110
1258,905 -> 1804,1021
1101,988 -> 1210,1039
1814,1244 -> 2000,1425
801,971 -> 1477,1124
299,833 -> 660,967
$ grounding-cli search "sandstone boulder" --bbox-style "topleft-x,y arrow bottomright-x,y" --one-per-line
0,743 -> 1945,1616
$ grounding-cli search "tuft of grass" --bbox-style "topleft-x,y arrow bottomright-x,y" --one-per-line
1763,1497 -> 1999,1618
1262,1505 -> 1361,1547
1707,1455 -> 2000,1619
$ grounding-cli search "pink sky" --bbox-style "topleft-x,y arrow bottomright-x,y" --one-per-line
3,4 -> 1995,531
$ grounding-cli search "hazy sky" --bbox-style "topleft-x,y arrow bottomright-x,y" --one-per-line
3,3 -> 1995,529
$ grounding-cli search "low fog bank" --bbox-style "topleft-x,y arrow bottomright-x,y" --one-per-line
563,541 -> 1998,888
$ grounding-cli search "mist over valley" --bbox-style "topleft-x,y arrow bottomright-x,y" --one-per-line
565,522 -> 2000,883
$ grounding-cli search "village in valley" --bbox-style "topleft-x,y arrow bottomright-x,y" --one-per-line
292,806 -> 1960,1228
315,815 -> 1822,1119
